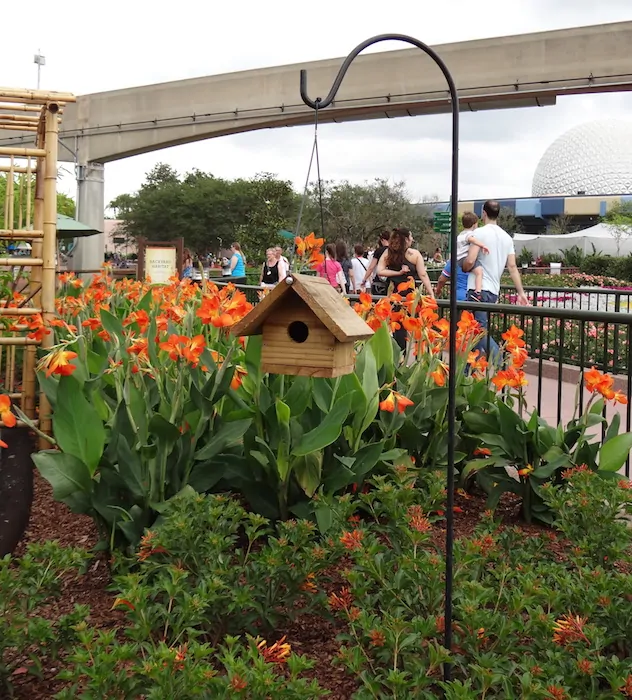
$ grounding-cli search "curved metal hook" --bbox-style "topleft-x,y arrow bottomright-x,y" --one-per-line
300,33 -> 461,683
300,33 -> 459,110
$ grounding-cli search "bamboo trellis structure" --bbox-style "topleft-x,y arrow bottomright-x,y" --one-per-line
0,87 -> 75,445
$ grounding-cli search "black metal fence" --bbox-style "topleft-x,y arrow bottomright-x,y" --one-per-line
220,280 -> 632,478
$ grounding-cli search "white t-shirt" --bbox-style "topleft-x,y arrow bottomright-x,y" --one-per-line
456,229 -> 477,261
351,256 -> 370,290
466,223 -> 515,295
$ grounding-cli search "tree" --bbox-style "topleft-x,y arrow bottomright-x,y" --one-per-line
497,206 -> 523,236
547,214 -> 579,236
602,201 -> 632,255
300,178 -> 426,246
110,165 -> 298,260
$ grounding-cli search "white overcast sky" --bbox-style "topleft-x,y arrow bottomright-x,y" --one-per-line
2,0 -> 632,207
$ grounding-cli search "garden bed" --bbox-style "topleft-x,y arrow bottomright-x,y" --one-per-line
9,471 -> 553,700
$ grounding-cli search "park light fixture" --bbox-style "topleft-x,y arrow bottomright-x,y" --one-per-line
33,51 -> 46,89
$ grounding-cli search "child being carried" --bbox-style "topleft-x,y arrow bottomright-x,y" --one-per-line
456,211 -> 489,301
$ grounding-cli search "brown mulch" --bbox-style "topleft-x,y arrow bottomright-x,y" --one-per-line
8,473 -> 558,699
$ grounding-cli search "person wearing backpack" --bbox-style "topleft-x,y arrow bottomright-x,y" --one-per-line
351,244 -> 371,293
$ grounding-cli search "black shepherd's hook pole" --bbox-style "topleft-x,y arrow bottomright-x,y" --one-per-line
300,34 -> 460,682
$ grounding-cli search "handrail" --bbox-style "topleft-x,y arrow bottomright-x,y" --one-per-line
216,280 -> 632,324
500,284 -> 632,295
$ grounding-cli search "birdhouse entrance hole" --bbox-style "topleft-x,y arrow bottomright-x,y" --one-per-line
287,320 -> 309,343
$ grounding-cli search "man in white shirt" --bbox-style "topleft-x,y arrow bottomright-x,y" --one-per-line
462,200 -> 529,357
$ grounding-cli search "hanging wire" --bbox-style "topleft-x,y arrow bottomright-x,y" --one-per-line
290,102 -> 324,271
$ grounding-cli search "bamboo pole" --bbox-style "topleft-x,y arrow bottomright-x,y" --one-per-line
38,105 -> 59,444
0,114 -> 41,123
0,165 -> 33,174
0,125 -> 38,133
0,147 -> 46,158
17,172 -> 24,230
0,307 -> 42,316
0,229 -> 44,239
0,87 -> 75,100
0,104 -> 42,113
26,158 -> 32,229
7,345 -> 16,391
0,337 -> 40,346
0,257 -> 43,265
24,153 -> 45,423
7,157 -> 15,230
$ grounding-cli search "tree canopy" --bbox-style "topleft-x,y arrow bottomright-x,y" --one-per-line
109,165 -> 298,259
299,178 -> 432,247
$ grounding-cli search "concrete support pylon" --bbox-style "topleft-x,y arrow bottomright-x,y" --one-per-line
69,161 -> 105,274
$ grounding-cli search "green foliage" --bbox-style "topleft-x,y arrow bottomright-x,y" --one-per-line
300,178 -> 428,245
462,390 -> 625,524
516,247 -> 533,266
602,201 -> 632,255
56,632 -> 325,699
0,542 -> 89,695
234,330 -> 406,521
326,471 -> 632,699
109,165 -> 298,259
561,244 -> 586,267
580,253 -> 613,278
31,324 -> 252,550
541,466 -> 632,567
113,491 -> 332,640
496,206 -> 523,235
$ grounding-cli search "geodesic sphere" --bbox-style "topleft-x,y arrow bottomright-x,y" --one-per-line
531,120 -> 632,197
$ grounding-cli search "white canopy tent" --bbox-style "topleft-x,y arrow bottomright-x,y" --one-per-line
514,223 -> 632,257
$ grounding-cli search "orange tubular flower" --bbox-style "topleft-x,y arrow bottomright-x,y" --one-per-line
340,529 -> 364,551
39,349 -> 78,378
552,613 -> 589,647
0,395 -> 16,428
257,636 -> 292,664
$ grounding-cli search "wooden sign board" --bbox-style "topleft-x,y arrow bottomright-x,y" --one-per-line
137,237 -> 184,283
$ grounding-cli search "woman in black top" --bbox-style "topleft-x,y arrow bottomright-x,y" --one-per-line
335,241 -> 355,294
362,230 -> 391,294
260,248 -> 280,287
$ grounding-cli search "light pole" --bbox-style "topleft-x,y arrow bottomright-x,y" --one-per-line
33,51 -> 45,89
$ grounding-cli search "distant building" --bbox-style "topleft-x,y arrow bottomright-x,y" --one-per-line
104,219 -> 136,256
425,193 -> 631,236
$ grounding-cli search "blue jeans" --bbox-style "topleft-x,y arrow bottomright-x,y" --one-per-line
467,289 -> 500,360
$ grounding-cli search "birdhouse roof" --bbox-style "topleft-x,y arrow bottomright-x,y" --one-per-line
231,273 -> 374,342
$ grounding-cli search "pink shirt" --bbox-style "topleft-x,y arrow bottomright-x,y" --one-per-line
317,258 -> 343,287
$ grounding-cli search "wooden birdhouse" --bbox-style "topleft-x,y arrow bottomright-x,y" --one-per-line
231,274 -> 374,377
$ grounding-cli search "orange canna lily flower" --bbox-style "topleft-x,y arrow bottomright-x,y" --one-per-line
492,367 -> 528,391
230,366 -> 247,390
502,325 -> 526,350
82,317 -> 101,330
160,334 -> 185,361
379,391 -> 396,412
39,349 -> 78,378
394,392 -> 414,413
0,395 -> 16,428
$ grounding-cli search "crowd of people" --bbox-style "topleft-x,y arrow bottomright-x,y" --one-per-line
181,200 -> 528,357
